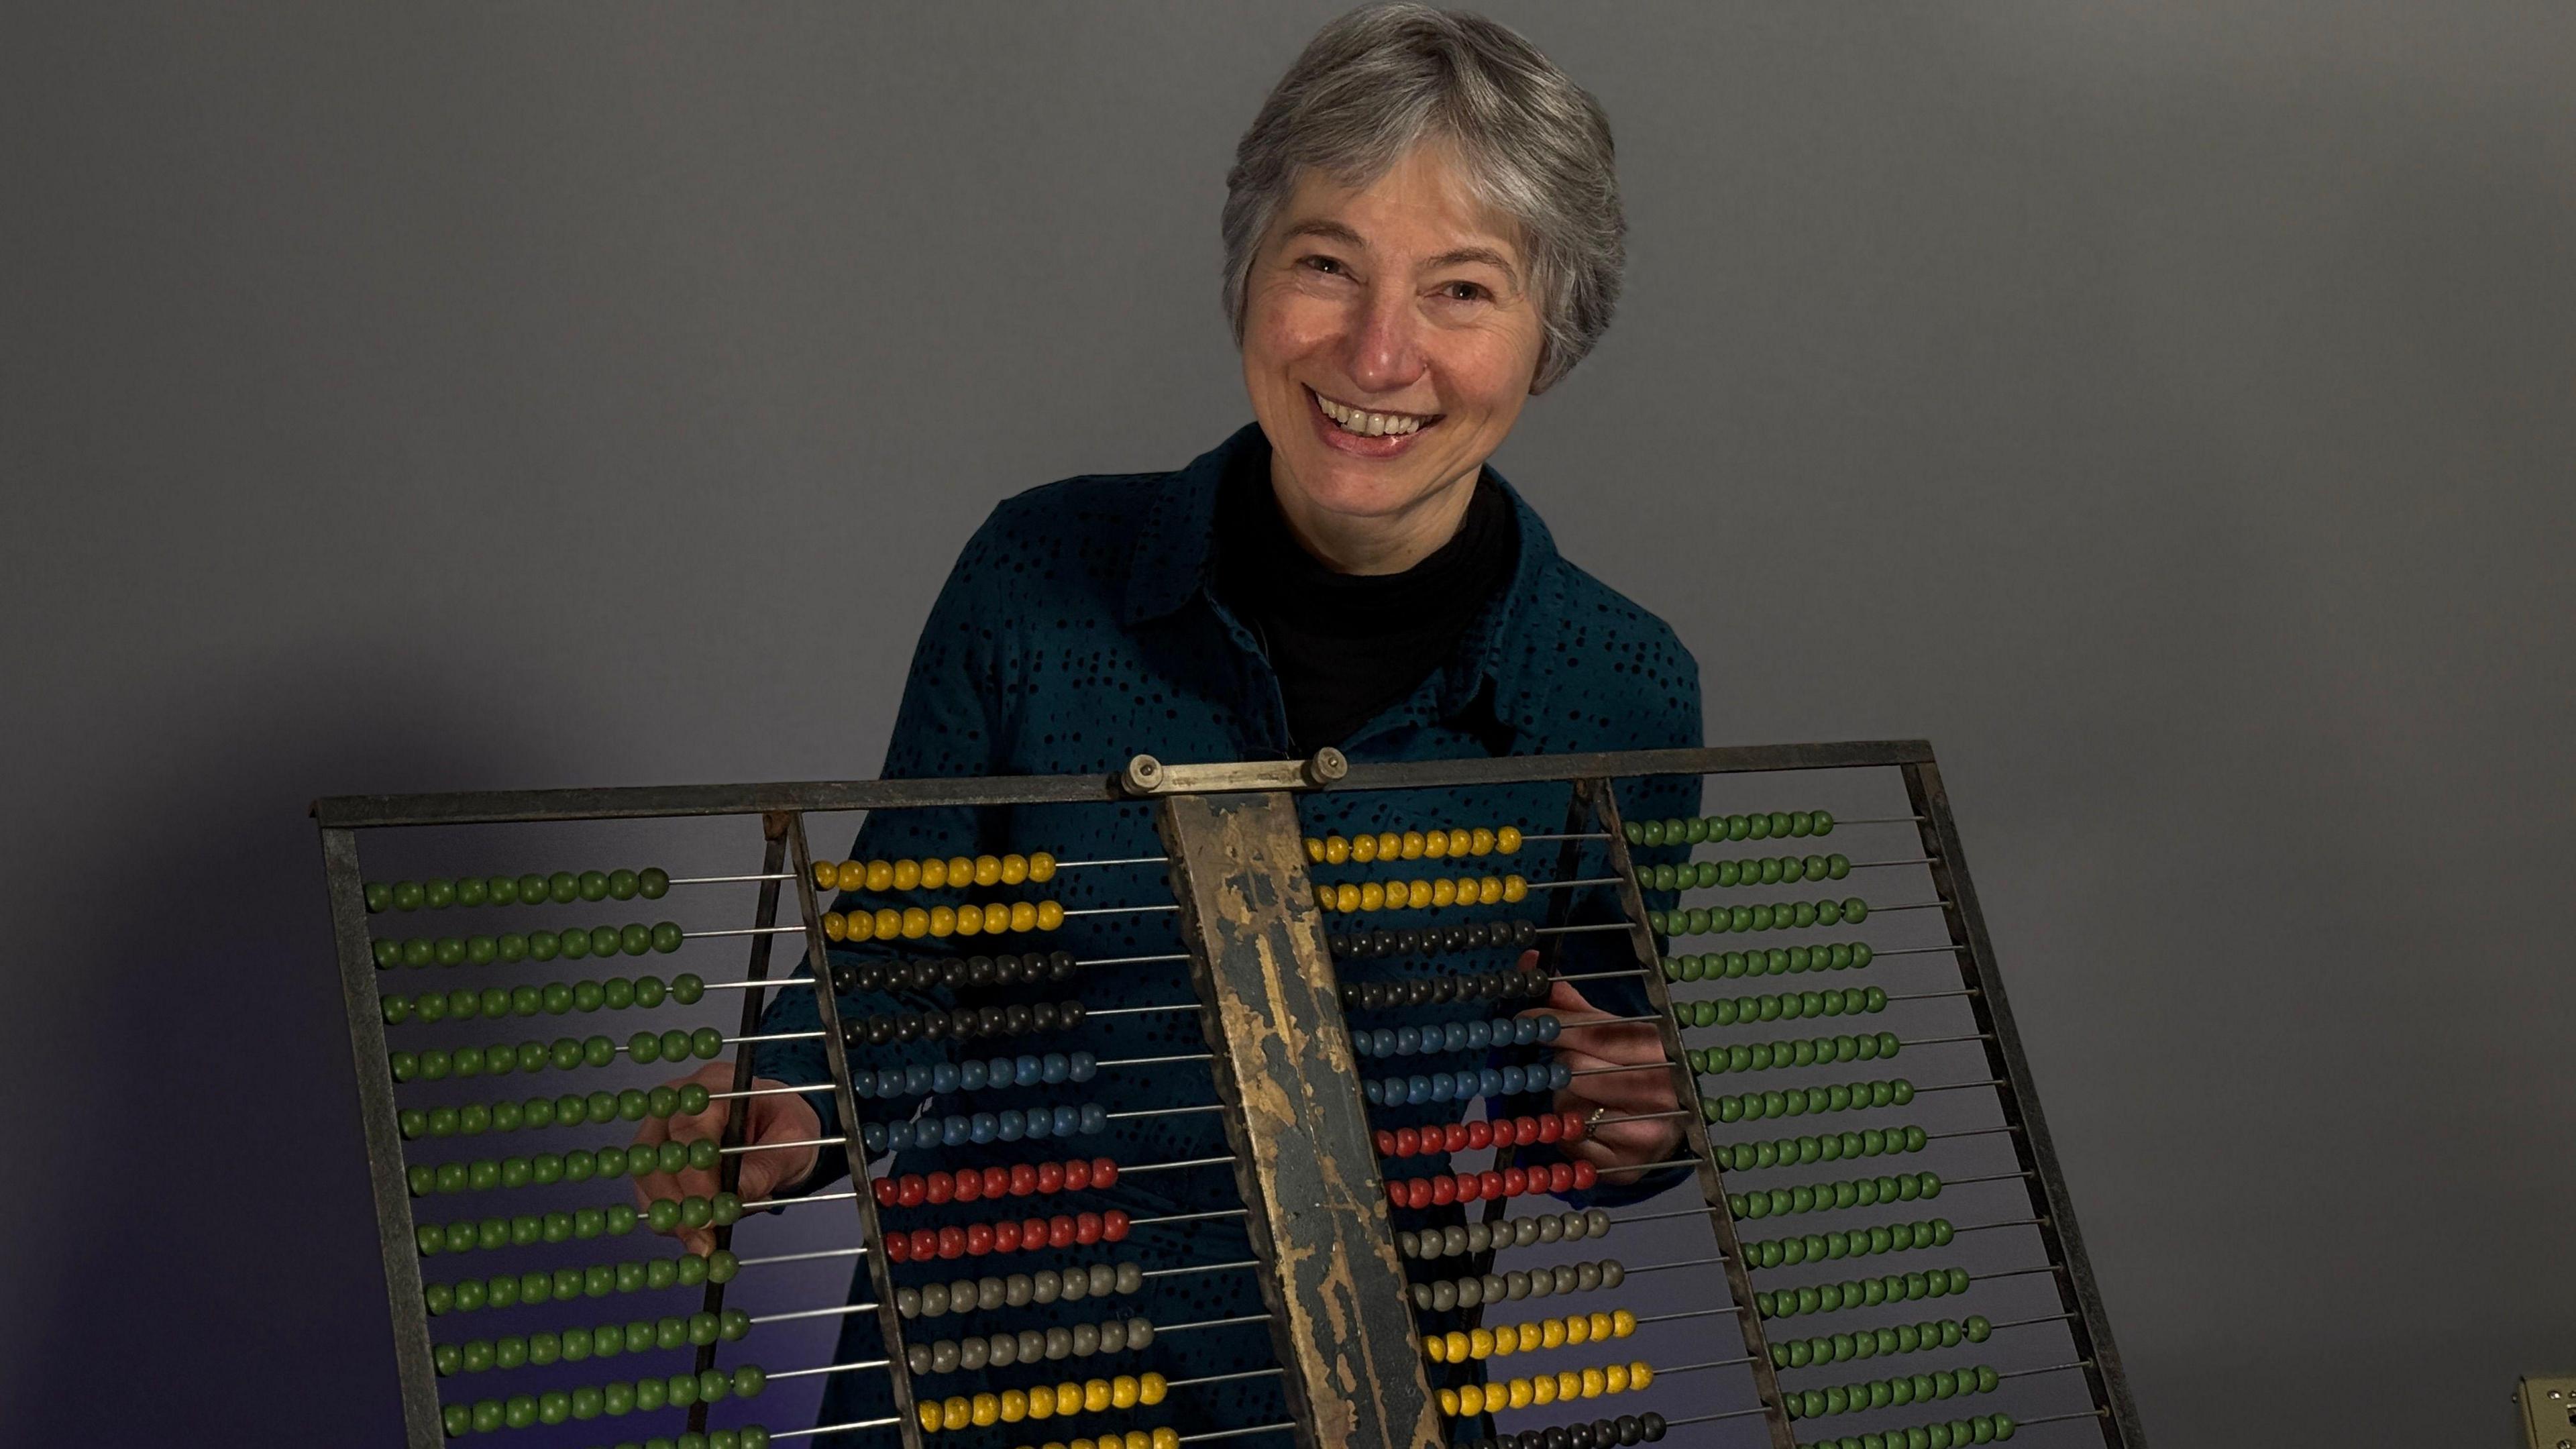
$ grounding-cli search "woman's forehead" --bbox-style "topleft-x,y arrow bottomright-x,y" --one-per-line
1273,144 -> 1527,274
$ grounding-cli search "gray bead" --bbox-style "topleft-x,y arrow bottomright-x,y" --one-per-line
930,1340 -> 960,1373
1430,1281 -> 1458,1311
1562,1210 -> 1591,1242
1447,1225 -> 1474,1256
1481,1273 -> 1507,1303
1536,1214 -> 1562,1244
896,1286 -> 922,1319
1005,1273 -> 1034,1307
988,1334 -> 1018,1366
1019,1329 -> 1046,1362
1097,1321 -> 1127,1354
978,1278 -> 1006,1310
1396,1230 -> 1417,1257
906,1344 -> 934,1375
1071,1323 -> 1099,1356
1413,1284 -> 1435,1311
1128,1318 -> 1154,1349
1574,1262 -> 1601,1291
920,1283 -> 949,1316
1044,1327 -> 1073,1360
1600,1258 -> 1625,1288
959,1337 -> 989,1371
1114,1263 -> 1144,1294
1059,1269 -> 1086,1302
1032,1271 -> 1060,1304
1516,1218 -> 1543,1247
951,1279 -> 978,1311
1552,1265 -> 1578,1294
1455,1277 -> 1482,1308
1505,1270 -> 1533,1300
1088,1263 -> 1116,1297
1586,1208 -> 1613,1237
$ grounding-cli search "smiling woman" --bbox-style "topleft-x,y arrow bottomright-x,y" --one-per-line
642,7 -> 1707,1444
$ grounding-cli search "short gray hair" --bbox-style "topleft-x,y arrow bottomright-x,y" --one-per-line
1222,4 -> 1623,393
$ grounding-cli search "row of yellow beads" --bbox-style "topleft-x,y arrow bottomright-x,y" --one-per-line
1305,826 -> 1523,865
814,854 -> 1060,894
918,1374 -> 1169,1432
1013,1430 -> 1181,1449
1425,1309 -> 1639,1364
823,900 -> 1065,941
1313,875 -> 1529,914
1436,1362 -> 1653,1418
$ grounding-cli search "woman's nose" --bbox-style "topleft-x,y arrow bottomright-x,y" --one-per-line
1342,287 -> 1426,394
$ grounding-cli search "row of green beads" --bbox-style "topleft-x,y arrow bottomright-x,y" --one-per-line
1713,1124 -> 1929,1173
1665,943 -> 1874,981
1700,1076 -> 1913,1126
1801,1414 -> 2017,1449
1770,1316 -> 1990,1371
1786,1364 -> 1998,1421
572,1432 -> 772,1449
441,1366 -> 766,1438
1688,1032 -> 1901,1076
1627,812 -> 1833,846
435,1307 -> 750,1376
1758,1266 -> 1972,1321
403,1083 -> 712,1142
374,922 -> 684,971
1646,855 -> 1850,893
385,973 -> 706,1026
1741,1218 -> 1954,1271
1650,899 -> 1866,938
414,1191 -> 739,1258
388,1026 -> 722,1084
409,1135 -> 718,1198
1678,985 -> 1888,1030
1730,1171 -> 1941,1222
424,1248 -> 739,1316
370,869 -> 671,914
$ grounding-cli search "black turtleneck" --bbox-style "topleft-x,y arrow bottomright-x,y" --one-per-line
1212,436 -> 1517,754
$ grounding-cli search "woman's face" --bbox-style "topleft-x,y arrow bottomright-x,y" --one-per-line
1240,143 -> 1546,544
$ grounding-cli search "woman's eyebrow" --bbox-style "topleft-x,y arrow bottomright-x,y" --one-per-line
1423,245 -> 1520,286
1280,218 -> 1366,248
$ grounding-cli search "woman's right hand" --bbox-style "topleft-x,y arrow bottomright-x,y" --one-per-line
630,1058 -> 825,1256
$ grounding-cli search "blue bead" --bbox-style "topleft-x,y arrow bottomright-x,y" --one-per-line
1549,1063 -> 1572,1089
1051,1105 -> 1079,1136
1364,1080 -> 1385,1105
851,1073 -> 875,1099
1500,1065 -> 1527,1094
1464,1020 -> 1492,1049
905,1063 -> 933,1093
997,1112 -> 1025,1142
987,1056 -> 1014,1085
1069,1052 -> 1097,1083
1042,1053 -> 1070,1084
930,1062 -> 960,1093
1479,1068 -> 1504,1096
1030,1111 -> 1058,1140
969,1113 -> 999,1144
1425,1074 -> 1452,1103
959,1059 -> 989,1091
941,1116 -> 970,1146
1511,1018 -> 1536,1046
1405,1076 -> 1432,1106
861,1123 -> 888,1153
912,1120 -> 941,1150
1079,1103 -> 1106,1133
1535,1015 -> 1560,1043
1442,1022 -> 1468,1052
1395,1026 -> 1421,1055
1014,1057 -> 1042,1087
874,1068 -> 902,1097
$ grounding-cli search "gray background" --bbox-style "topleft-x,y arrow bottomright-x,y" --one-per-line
4,3 -> 2571,1444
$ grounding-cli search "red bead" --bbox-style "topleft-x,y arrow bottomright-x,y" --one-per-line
1010,1163 -> 1038,1196
1393,1127 -> 1419,1158
1546,1163 -> 1574,1193
1074,1212 -> 1103,1244
1464,1120 -> 1494,1150
1021,1216 -> 1047,1248
883,1234 -> 910,1263
1046,1217 -> 1076,1248
1537,1115 -> 1562,1144
965,1222 -> 995,1256
1102,1210 -> 1129,1241
908,1228 -> 938,1259
1430,1176 -> 1458,1206
936,1226 -> 967,1259
1092,1157 -> 1118,1188
1387,1183 -> 1405,1210
1562,1110 -> 1588,1142
956,1172 -> 984,1204
1479,1170 -> 1506,1200
924,1173 -> 954,1205
1454,1173 -> 1481,1203
1375,1129 -> 1396,1155
982,1166 -> 1011,1199
993,1219 -> 1022,1252
1571,1161 -> 1598,1190
1513,1117 -> 1541,1146
1405,1179 -> 1432,1210
1503,1166 -> 1528,1196
1060,1159 -> 1087,1191
896,1177 -> 927,1208
1036,1162 -> 1065,1194
1446,1122 -> 1473,1153
872,1178 -> 900,1208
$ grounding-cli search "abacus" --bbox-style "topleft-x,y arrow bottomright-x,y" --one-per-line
316,741 -> 2146,1449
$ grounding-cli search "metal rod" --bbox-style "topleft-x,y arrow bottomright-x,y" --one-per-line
1079,953 -> 1194,968
683,924 -> 807,939
1176,1424 -> 1298,1445
2013,1409 -> 2114,1429
1631,1311 -> 1751,1334
1652,1356 -> 1756,1377
737,1189 -> 862,1214
1095,1052 -> 1216,1069
1953,1218 -> 2046,1234
1552,967 -> 1648,981
1946,1171 -> 2040,1187
1128,1208 -> 1252,1228
1536,922 -> 1633,936
1900,1033 -> 1996,1048
1986,1311 -> 2081,1331
1118,1154 -> 1238,1176
1660,1408 -> 1772,1427
1570,1061 -> 1675,1078
1105,1103 -> 1228,1122
1913,1077 -> 2008,1093
1885,989 -> 1980,1002
771,1417 -> 902,1442
1158,1312 -> 1274,1334
1625,1254 -> 1728,1275
1521,833 -> 1610,843
720,1135 -> 845,1157
1869,945 -> 1966,958
1998,1360 -> 2094,1381
1140,1258 -> 1263,1281
1055,855 -> 1171,869
1927,1125 -> 2023,1142
1083,1002 -> 1197,1018
710,1081 -> 839,1102
1870,901 -> 1951,913
733,1244 -> 866,1269
1525,876 -> 1624,892
666,873 -> 797,885
1058,903 -> 1183,917
769,1356 -> 894,1382
1163,1367 -> 1286,1391
749,1301 -> 879,1326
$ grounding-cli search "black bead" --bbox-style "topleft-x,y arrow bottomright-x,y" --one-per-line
1640,1414 -> 1666,1443
1541,1426 -> 1568,1449
1395,930 -> 1423,955
891,1015 -> 920,1042
938,960 -> 966,988
864,1016 -> 895,1046
977,1005 -> 1007,1036
965,955 -> 995,987
1048,950 -> 1076,980
1031,1002 -> 1061,1031
828,963 -> 860,995
853,963 -> 886,992
1442,926 -> 1467,952
1060,1000 -> 1086,1028
839,1020 -> 867,1049
1004,1003 -> 1032,1034
918,1010 -> 950,1040
1568,1424 -> 1597,1449
1614,1416 -> 1641,1446
1513,918 -> 1537,946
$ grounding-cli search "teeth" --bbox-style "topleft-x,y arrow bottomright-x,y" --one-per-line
1314,390 -> 1427,437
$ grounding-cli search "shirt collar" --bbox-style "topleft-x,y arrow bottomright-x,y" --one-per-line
1123,423 -> 1564,739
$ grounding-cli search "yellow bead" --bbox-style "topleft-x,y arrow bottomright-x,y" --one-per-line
1629,1361 -> 1653,1389
1401,830 -> 1426,859
873,908 -> 901,939
1516,1322 -> 1543,1352
1438,1389 -> 1460,1417
1581,1368 -> 1606,1399
1445,1331 -> 1471,1361
847,909 -> 876,941
1456,874 -> 1480,902
949,856 -> 975,887
954,907 -> 981,936
866,860 -> 894,891
1530,1375 -> 1557,1407
1129,1433 -> 1152,1449
1359,881 -> 1386,912
1324,835 -> 1350,864
1070,1440 -> 1093,1449
1352,833 -> 1379,862
1540,1320 -> 1566,1349
1085,1379 -> 1113,1412
1458,1385 -> 1485,1416
1468,1328 -> 1494,1360
1305,837 -> 1325,863
1377,831 -> 1401,860
1477,875 -> 1503,905
919,1403 -> 944,1432
920,857 -> 949,890
1470,827 -> 1496,855
1336,882 -> 1360,913
1138,1373 -> 1167,1407
1000,1390 -> 1028,1422
1560,1371 -> 1585,1401
1153,1430 -> 1180,1449
976,855 -> 1003,886
1028,852 -> 1057,882
973,1395 -> 1002,1426
1502,874 -> 1528,902
1010,901 -> 1037,932
1423,830 -> 1448,859
1603,1364 -> 1629,1394
822,912 -> 847,941
945,1397 -> 973,1431
1497,825 -> 1522,853
1591,1311 -> 1614,1340
1431,878 -> 1457,907
1564,1314 -> 1590,1346
1313,885 -> 1334,912
1448,828 -> 1472,856
894,859 -> 922,891
1002,853 -> 1029,884
928,905 -> 955,936
1405,879 -> 1432,908
1036,900 -> 1064,930
896,907 -> 926,938
987,902 -> 1013,932
1612,1309 -> 1636,1338
1424,1336 -> 1446,1365
816,861 -> 842,890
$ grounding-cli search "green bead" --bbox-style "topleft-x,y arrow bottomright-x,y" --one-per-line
546,871 -> 579,904
606,869 -> 640,900
497,932 -> 528,962
530,931 -> 561,961
692,1027 -> 724,1059
640,868 -> 670,899
568,979 -> 602,1012
629,1030 -> 662,1064
584,1036 -> 616,1067
1623,821 -> 1644,844
600,977 -> 634,1010
382,996 -> 414,1026
442,1402 -> 474,1437
671,972 -> 704,1004
486,875 -> 519,905
633,975 -> 666,1008
578,869 -> 611,902
590,925 -> 621,957
586,1090 -> 617,1123
511,984 -> 543,1016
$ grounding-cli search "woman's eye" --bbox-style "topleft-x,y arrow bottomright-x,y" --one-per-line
1301,255 -> 1348,276
1440,281 -> 1489,303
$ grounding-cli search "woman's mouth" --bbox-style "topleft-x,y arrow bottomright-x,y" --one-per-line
1309,386 -> 1441,439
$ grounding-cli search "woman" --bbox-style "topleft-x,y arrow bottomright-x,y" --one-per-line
640,7 -> 1703,1443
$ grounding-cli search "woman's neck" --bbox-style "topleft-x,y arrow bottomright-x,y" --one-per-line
1265,457 -> 1483,576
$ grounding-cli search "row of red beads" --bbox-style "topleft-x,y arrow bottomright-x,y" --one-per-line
881,1210 -> 1134,1263
871,1157 -> 1120,1208
1386,1160 -> 1597,1210
1374,1112 -> 1590,1160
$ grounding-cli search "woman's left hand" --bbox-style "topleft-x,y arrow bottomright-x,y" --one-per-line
1518,959 -> 1683,1183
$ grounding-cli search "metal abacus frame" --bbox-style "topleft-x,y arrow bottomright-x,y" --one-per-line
316,740 -> 2145,1449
